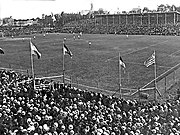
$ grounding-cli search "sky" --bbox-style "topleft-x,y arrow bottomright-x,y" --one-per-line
0,0 -> 180,19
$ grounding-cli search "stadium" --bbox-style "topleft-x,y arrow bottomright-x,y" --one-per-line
0,3 -> 180,135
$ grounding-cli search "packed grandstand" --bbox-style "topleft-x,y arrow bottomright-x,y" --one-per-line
0,69 -> 180,134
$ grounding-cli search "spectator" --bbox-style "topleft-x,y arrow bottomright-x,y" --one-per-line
0,69 -> 180,134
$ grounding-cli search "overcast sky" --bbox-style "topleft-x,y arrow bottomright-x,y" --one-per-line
0,0 -> 180,19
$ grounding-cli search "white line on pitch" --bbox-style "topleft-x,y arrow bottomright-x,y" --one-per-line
170,50 -> 180,56
105,40 -> 168,62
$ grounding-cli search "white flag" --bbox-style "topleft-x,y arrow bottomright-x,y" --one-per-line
30,41 -> 41,59
144,52 -> 155,67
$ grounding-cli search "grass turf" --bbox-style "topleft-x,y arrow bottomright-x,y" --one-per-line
1,33 -> 180,92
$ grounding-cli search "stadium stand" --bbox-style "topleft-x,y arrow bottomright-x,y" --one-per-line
0,69 -> 180,134
0,25 -> 45,37
61,19 -> 180,36
58,11 -> 180,36
1,11 -> 180,37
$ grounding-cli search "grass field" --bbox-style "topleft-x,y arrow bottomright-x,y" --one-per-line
1,33 -> 180,93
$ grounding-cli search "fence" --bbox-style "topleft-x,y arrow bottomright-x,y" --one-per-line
130,63 -> 180,101
2,62 -> 180,102
0,67 -> 29,75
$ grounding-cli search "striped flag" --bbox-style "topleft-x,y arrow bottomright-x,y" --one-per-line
30,41 -> 41,59
120,56 -> 126,68
144,52 -> 155,67
0,48 -> 4,54
63,44 -> 73,58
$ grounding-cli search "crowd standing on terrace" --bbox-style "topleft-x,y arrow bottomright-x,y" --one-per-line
0,69 -> 180,135
0,25 -> 46,37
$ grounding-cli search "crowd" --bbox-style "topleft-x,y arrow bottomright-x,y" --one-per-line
0,25 -> 47,37
61,19 -> 96,34
61,18 -> 180,36
0,69 -> 180,135
1,18 -> 180,37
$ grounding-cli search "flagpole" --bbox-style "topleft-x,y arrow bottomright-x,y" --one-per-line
62,38 -> 65,84
30,38 -> 35,90
119,52 -> 122,98
154,50 -> 157,101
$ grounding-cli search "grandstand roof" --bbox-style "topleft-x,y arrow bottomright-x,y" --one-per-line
95,11 -> 180,17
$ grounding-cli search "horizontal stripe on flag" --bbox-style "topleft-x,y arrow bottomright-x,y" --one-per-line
63,44 -> 73,58
144,52 -> 155,67
0,48 -> 4,54
30,41 -> 41,59
120,56 -> 126,68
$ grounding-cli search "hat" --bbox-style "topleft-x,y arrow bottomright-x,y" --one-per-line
111,132 -> 115,135
18,97 -> 22,101
151,129 -> 156,134
129,131 -> 135,135
11,97 -> 14,101
121,126 -> 126,130
69,130 -> 74,135
68,124 -> 73,130
6,108 -> 10,113
53,131 -> 58,135
74,115 -> 78,119
58,119 -> 63,124
54,122 -> 58,128
59,132 -> 64,135
27,118 -> 31,123
22,111 -> 26,115
27,126 -> 35,132
61,125 -> 65,130
21,101 -> 25,105
97,129 -> 103,135
43,124 -> 50,131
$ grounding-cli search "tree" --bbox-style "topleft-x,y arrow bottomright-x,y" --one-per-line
60,11 -> 64,17
166,4 -> 171,12
171,5 -> 177,11
122,11 -> 127,14
176,6 -> 180,12
54,14 -> 63,28
142,7 -> 150,13
157,4 -> 166,12
98,8 -> 105,14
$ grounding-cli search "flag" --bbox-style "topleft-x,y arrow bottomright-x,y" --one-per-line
30,41 -> 41,59
144,52 -> 155,67
63,44 -> 73,58
120,56 -> 126,68
0,48 -> 4,54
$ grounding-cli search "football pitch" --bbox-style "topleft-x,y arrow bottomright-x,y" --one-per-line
1,33 -> 180,93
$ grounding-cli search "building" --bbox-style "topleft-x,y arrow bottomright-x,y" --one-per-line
14,19 -> 39,26
2,16 -> 14,26
95,11 -> 180,26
